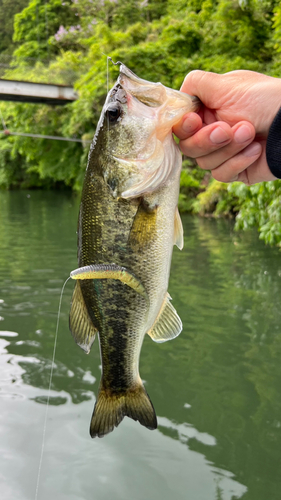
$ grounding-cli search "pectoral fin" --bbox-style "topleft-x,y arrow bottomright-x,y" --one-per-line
129,201 -> 158,251
147,293 -> 182,343
69,281 -> 98,353
174,207 -> 184,250
70,264 -> 148,300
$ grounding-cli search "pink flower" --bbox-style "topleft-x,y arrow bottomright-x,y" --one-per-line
54,25 -> 68,41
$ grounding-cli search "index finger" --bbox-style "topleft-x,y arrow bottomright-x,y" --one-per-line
173,112 -> 202,140
179,121 -> 234,159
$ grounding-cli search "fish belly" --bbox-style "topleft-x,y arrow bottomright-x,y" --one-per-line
76,169 -> 179,437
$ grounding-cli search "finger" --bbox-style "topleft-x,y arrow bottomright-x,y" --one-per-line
180,70 -> 226,109
203,108 -> 217,125
237,145 -> 277,185
196,122 -> 256,170
173,112 -> 202,140
211,142 -> 262,183
179,121 -> 233,158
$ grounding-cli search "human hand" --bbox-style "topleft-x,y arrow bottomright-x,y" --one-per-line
173,70 -> 281,184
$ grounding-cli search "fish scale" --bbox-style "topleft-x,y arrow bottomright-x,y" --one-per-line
69,63 -> 200,437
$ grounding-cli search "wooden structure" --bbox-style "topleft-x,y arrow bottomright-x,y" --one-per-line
0,79 -> 78,105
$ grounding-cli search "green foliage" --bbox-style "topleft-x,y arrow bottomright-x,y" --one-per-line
13,0 -> 77,59
0,97 -> 86,190
195,179 -> 281,246
229,180 -> 281,246
193,178 -> 241,217
273,4 -> 281,48
203,0 -> 271,62
1,0 -> 281,243
178,159 -> 206,213
0,0 -> 29,54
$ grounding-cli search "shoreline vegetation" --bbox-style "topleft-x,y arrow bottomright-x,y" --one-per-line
1,0 -> 281,245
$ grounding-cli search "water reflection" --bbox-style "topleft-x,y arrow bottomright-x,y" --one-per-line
0,332 -> 246,500
0,191 -> 281,499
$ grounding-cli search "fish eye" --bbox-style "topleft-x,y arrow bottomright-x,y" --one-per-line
106,105 -> 122,123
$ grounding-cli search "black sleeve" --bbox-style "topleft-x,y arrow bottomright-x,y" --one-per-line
266,107 -> 281,179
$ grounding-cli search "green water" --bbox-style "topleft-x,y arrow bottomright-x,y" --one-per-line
1,190 -> 281,500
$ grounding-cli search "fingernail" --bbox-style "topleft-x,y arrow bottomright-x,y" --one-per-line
234,125 -> 253,144
210,127 -> 230,144
243,142 -> 262,157
182,115 -> 199,133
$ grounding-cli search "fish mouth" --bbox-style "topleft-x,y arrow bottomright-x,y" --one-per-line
117,63 -> 201,118
106,62 -> 201,199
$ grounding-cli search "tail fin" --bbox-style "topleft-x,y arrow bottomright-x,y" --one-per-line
90,382 -> 157,438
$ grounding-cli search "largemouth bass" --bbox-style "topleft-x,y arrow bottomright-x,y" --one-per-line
69,63 -> 199,438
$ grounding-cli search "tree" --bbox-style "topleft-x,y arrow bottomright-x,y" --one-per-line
0,0 -> 29,54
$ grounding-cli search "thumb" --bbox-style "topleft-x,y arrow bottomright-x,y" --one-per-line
181,70 -> 225,109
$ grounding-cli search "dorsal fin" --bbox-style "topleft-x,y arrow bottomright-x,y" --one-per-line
69,281 -> 98,353
147,293 -> 182,343
174,207 -> 184,250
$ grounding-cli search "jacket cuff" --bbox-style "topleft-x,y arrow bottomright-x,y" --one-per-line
266,107 -> 281,179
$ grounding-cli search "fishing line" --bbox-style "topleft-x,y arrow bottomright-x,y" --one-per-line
0,110 -> 89,143
107,56 -> 111,155
107,56 -> 110,139
107,55 -> 109,96
34,276 -> 71,500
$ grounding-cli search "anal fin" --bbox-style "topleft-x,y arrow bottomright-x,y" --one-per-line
147,293 -> 182,343
69,281 -> 98,353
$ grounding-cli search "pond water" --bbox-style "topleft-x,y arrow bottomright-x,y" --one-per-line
1,190 -> 281,500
